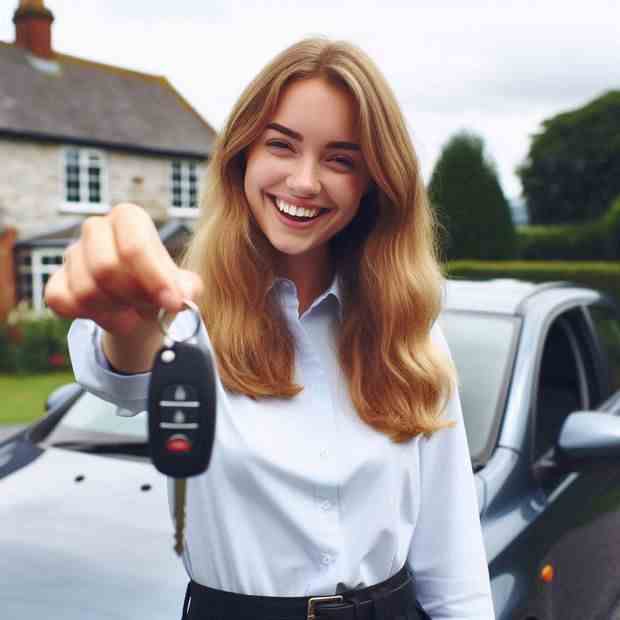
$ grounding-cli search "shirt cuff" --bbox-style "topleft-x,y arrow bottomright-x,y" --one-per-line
68,319 -> 151,416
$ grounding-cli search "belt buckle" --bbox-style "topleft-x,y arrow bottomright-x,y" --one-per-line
307,594 -> 344,620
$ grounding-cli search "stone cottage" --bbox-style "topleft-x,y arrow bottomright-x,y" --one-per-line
0,0 -> 217,315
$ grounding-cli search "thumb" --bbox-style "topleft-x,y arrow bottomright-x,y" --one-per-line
176,269 -> 204,303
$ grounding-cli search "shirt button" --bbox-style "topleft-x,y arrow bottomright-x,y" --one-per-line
320,448 -> 329,458
320,500 -> 331,511
321,554 -> 331,566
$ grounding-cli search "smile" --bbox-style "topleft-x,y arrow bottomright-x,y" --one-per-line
268,195 -> 330,225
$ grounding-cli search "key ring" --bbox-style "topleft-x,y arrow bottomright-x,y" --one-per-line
157,299 -> 202,344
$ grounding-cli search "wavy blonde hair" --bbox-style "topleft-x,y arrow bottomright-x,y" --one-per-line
182,37 -> 456,441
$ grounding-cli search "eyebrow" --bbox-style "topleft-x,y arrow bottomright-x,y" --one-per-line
265,122 -> 360,151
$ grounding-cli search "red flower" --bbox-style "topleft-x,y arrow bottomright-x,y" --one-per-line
48,352 -> 67,368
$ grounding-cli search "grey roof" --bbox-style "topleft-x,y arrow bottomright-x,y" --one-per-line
0,41 -> 216,158
14,219 -> 192,249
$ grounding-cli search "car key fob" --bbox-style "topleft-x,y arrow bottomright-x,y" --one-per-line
147,315 -> 217,478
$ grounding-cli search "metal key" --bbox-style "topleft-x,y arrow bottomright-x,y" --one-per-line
147,300 -> 217,557
174,479 -> 187,556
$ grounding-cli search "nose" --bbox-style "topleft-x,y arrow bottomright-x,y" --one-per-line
285,157 -> 321,197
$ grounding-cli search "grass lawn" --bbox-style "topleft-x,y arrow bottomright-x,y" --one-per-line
0,371 -> 76,426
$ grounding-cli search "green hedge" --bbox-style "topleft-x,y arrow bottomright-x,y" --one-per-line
446,260 -> 620,305
0,304 -> 72,374
517,196 -> 620,260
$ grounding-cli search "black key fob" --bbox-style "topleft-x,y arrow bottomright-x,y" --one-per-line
147,338 -> 217,478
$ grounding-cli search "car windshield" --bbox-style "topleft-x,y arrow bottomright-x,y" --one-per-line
46,392 -> 148,447
439,311 -> 519,466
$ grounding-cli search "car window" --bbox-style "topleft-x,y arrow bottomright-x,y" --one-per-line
439,312 -> 519,465
588,304 -> 620,401
534,317 -> 587,462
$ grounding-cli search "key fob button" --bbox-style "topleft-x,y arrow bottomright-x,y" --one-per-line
166,434 -> 192,454
161,384 -> 198,403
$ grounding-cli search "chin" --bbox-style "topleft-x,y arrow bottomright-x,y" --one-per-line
270,239 -> 315,256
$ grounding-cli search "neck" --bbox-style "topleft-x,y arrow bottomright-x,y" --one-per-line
276,248 -> 333,315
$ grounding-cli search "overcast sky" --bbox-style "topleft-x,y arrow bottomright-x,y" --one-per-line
2,0 -> 618,199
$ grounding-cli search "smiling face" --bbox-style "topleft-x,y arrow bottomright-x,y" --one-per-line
243,76 -> 371,284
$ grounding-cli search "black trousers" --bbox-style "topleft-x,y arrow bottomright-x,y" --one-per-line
180,566 -> 431,620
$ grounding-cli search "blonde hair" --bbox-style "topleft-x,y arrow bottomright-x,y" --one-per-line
182,37 -> 456,441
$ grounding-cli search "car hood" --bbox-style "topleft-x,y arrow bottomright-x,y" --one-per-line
0,445 -> 188,620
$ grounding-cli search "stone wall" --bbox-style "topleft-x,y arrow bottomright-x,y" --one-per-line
0,137 -> 205,240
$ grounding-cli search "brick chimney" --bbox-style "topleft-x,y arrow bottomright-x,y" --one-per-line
13,0 -> 55,59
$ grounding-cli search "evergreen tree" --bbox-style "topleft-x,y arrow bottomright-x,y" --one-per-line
428,132 -> 516,261
518,90 -> 620,224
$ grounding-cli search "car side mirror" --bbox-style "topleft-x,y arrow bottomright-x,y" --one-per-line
556,411 -> 620,471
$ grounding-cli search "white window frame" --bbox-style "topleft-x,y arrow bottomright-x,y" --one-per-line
168,159 -> 201,218
59,147 -> 110,214
17,248 -> 65,313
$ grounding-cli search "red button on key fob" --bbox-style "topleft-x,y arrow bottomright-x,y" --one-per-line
166,434 -> 192,454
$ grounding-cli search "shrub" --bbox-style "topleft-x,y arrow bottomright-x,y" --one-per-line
517,196 -> 620,260
0,302 -> 72,373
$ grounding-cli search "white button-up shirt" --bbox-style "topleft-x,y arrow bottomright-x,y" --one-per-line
68,277 -> 495,619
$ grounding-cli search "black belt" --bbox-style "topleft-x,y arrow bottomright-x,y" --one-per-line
181,565 -> 431,620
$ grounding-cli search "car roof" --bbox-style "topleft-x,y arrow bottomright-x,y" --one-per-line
443,278 -> 585,315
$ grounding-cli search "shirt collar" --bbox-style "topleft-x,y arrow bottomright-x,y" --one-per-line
269,274 -> 343,321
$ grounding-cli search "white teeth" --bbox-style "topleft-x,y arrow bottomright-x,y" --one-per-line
275,198 -> 319,218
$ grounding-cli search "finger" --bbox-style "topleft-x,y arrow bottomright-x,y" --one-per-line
64,241 -> 128,315
177,269 -> 205,303
80,216 -> 156,313
110,204 -> 184,312
44,266 -> 80,318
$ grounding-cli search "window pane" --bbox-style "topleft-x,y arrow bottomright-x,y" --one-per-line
64,148 -> 105,205
18,273 -> 33,300
535,319 -> 585,460
439,312 -> 518,463
590,305 -> 620,397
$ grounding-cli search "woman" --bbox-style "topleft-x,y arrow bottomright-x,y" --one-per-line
46,37 -> 495,619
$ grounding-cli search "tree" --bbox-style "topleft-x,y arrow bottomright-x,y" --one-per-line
518,91 -> 620,225
428,132 -> 516,261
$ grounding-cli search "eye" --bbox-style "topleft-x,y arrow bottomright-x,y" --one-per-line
266,140 -> 291,150
330,156 -> 355,170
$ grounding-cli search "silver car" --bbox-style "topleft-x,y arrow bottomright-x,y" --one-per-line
2,278 -> 620,619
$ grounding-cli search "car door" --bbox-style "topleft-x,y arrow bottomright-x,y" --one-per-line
523,303 -> 620,620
